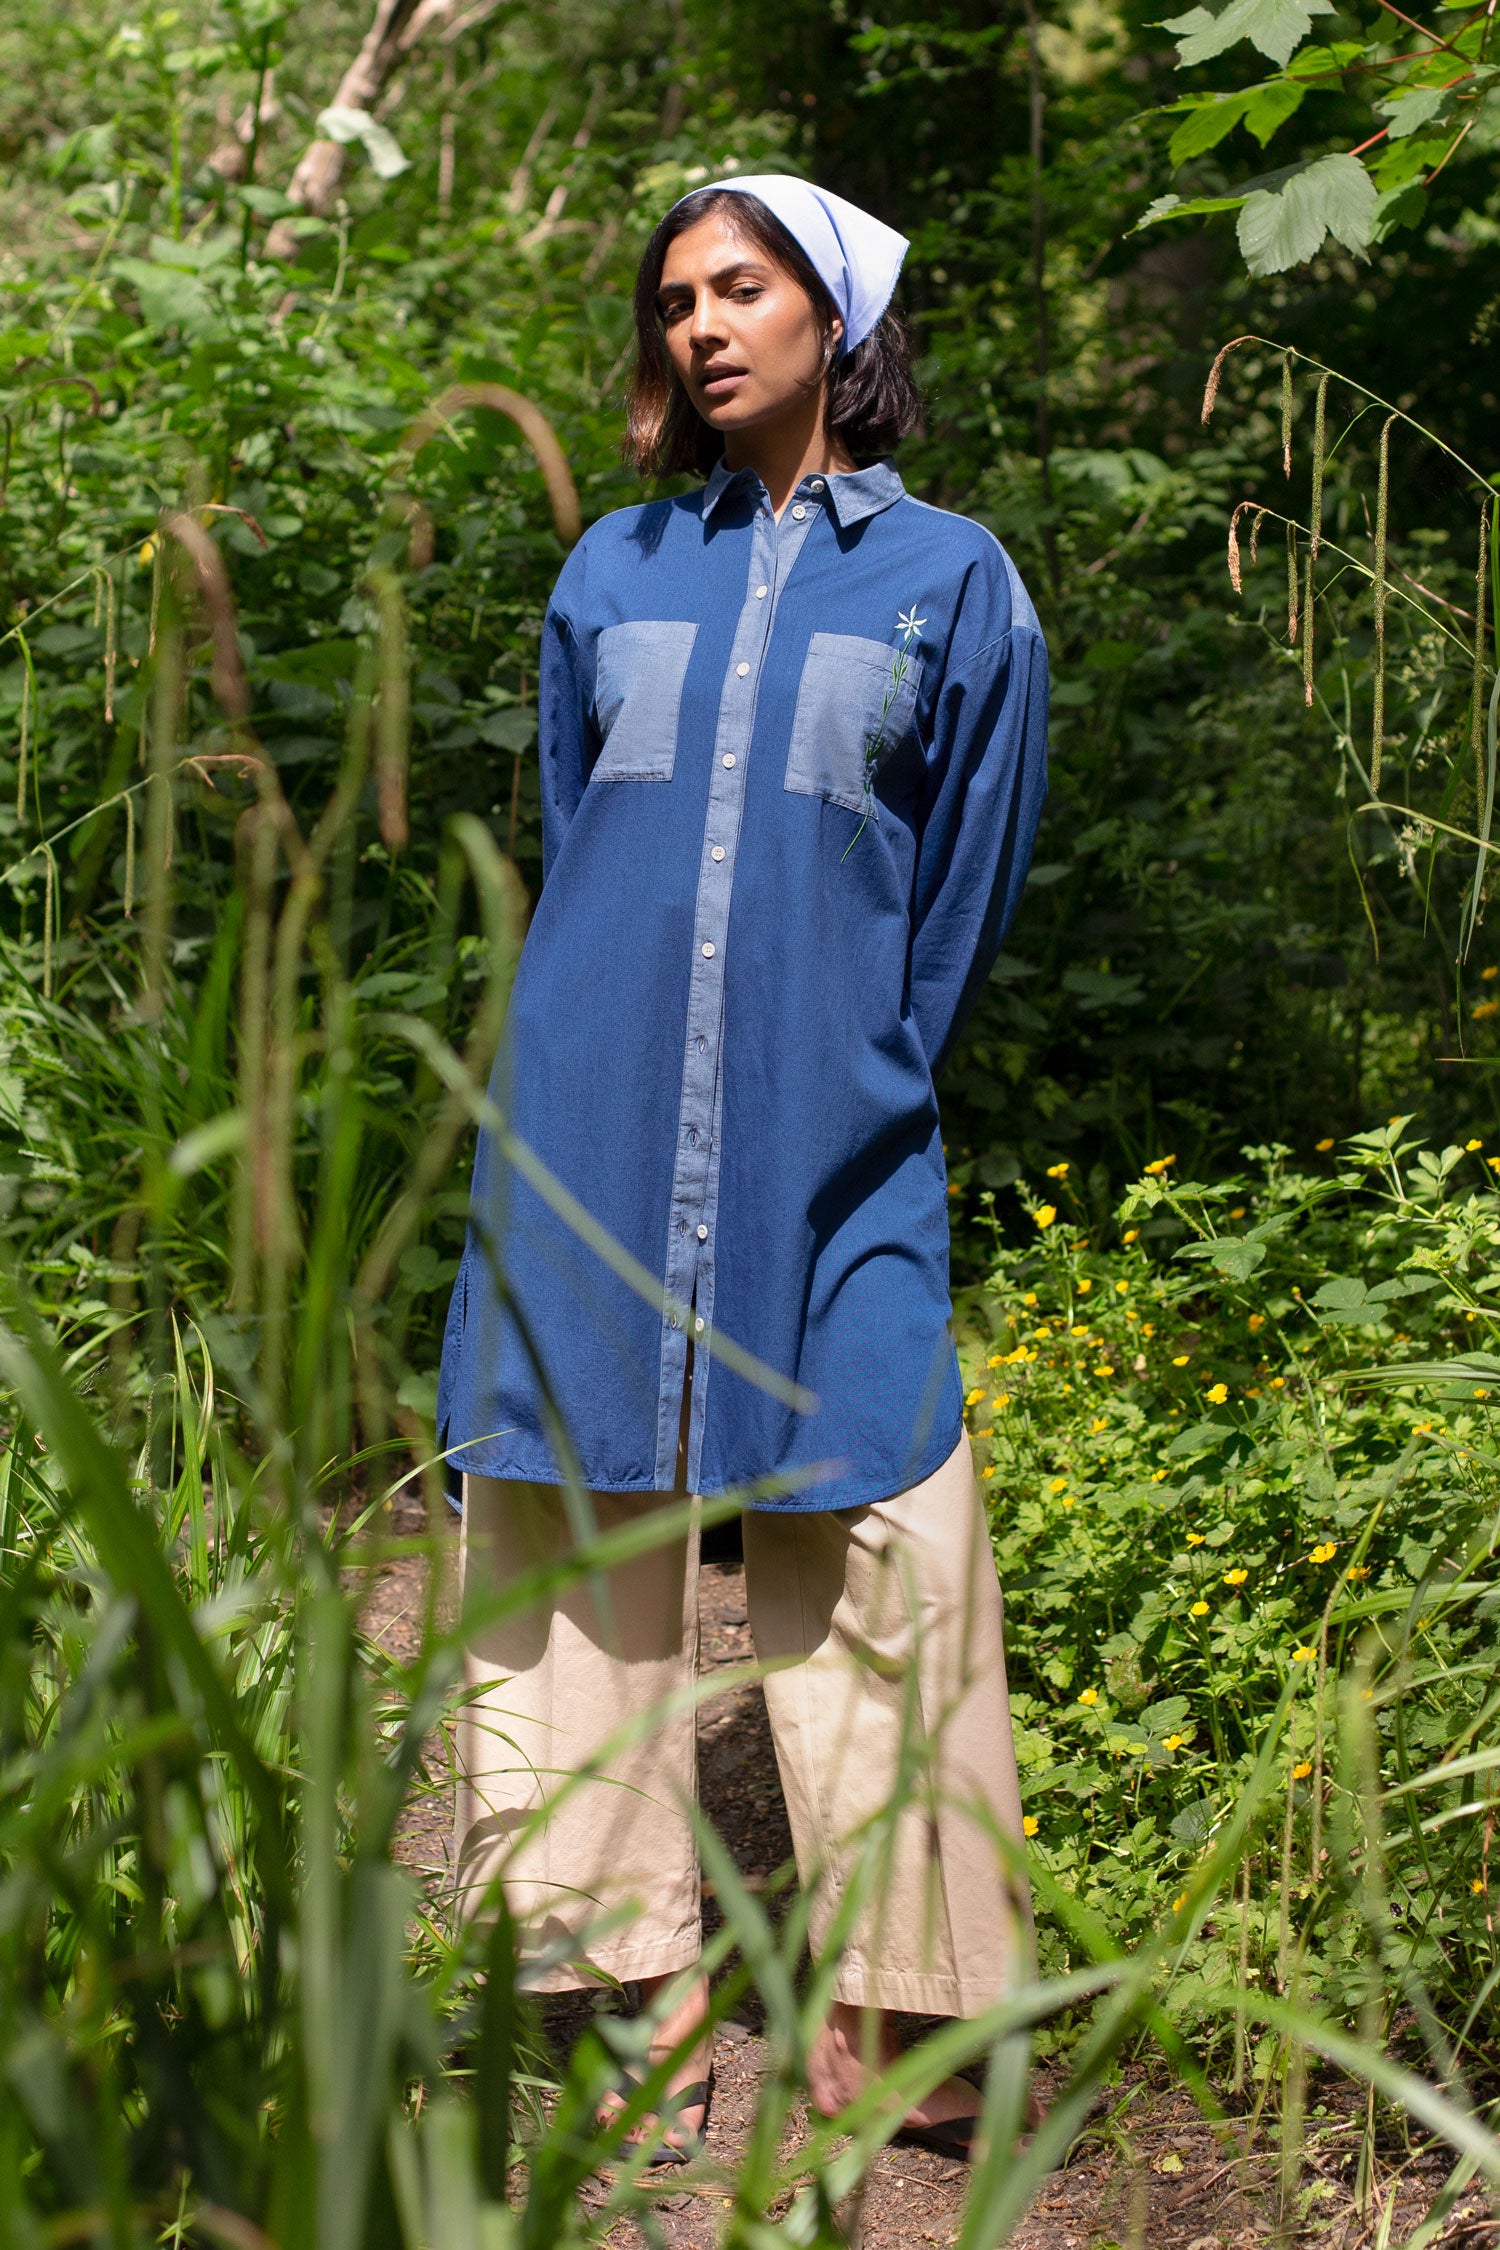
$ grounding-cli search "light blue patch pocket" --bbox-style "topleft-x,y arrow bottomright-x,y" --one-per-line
593,619 -> 699,782
785,631 -> 923,815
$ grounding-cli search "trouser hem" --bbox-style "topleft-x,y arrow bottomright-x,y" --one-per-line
517,1932 -> 703,1995
829,1962 -> 1010,2017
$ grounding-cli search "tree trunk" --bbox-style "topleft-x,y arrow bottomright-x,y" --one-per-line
264,0 -> 506,255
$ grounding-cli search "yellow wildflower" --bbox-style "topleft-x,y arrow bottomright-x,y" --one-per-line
987,1352 -> 1005,1367
1123,1227 -> 1140,1244
1248,1313 -> 1265,1332
1485,967 -> 1500,982
1468,1138 -> 1484,1151
1035,1204 -> 1057,1229
1095,1363 -> 1115,1377
1171,1893 -> 1187,1912
1206,1382 -> 1229,1405
1115,1279 -> 1129,1296
1049,1476 -> 1068,1492
1271,1377 -> 1285,1389
1090,1417 -> 1108,1433
1143,1322 -> 1155,1337
1143,1154 -> 1177,1176
994,1392 -> 1011,1411
1316,1137 -> 1335,1151
1229,1206 -> 1246,1219
1172,1353 -> 1191,1367
1046,1161 -> 1070,1178
1474,1001 -> 1500,1021
1152,1468 -> 1168,1482
1186,1533 -> 1205,1546
1223,1568 -> 1248,1586
1078,1279 -> 1093,1294
1071,1323 -> 1090,1337
1022,1815 -> 1039,1838
1474,1878 -> 1486,1894
1346,1563 -> 1369,1580
982,1463 -> 996,1478
1308,1542 -> 1337,1564
1293,1761 -> 1312,1780
1489,1158 -> 1500,1175
1078,1687 -> 1099,1706
965,1387 -> 985,1407
1163,1733 -> 1186,1751
1190,1600 -> 1210,1617
138,534 -> 159,566
1291,1646 -> 1317,1663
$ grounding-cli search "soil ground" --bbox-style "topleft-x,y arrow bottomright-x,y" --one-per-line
364,1503 -> 1497,2249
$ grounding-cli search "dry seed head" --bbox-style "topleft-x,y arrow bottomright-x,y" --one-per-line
1201,335 -> 1252,425
1286,519 -> 1299,647
162,512 -> 250,725
1228,500 -> 1255,594
399,381 -> 582,547
1281,349 -> 1295,478
1249,508 -> 1267,570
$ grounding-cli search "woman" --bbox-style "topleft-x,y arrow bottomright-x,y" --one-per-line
439,173 -> 1049,2162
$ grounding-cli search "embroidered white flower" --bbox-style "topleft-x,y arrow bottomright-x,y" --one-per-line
896,608 -> 927,635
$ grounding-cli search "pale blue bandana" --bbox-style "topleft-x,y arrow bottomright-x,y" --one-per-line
671,173 -> 909,356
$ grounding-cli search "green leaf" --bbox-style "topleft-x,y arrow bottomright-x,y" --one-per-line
475,707 -> 539,752
1136,191 -> 1247,231
1377,86 -> 1453,139
1165,0 -> 1337,73
1237,152 -> 1376,274
1243,77 -> 1306,145
1168,91 -> 1255,165
1286,39 -> 1363,74
1062,967 -> 1144,1009
1372,180 -> 1427,239
112,257 -> 219,337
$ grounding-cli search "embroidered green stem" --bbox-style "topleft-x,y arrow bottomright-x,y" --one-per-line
841,609 -> 924,863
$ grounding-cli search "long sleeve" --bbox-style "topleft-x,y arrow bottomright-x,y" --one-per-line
908,619 -> 1049,1079
537,558 -> 597,884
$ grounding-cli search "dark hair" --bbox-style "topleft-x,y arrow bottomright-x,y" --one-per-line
623,185 -> 921,479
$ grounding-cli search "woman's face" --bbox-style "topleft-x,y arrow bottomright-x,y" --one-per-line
656,210 -> 841,442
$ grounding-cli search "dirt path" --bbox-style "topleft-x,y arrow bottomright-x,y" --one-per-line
364,1514 -> 1493,2248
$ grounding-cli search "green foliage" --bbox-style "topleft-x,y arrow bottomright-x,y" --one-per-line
962,1127 -> 1500,2072
1142,0 -> 1500,272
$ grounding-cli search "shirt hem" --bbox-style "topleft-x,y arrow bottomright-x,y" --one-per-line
443,1409 -> 965,1517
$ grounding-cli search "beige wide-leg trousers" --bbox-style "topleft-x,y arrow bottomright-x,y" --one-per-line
455,1361 -> 1033,2017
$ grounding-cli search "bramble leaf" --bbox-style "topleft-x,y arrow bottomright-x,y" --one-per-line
1164,0 -> 1337,73
1377,86 -> 1453,139
1237,152 -> 1376,274
1243,78 -> 1306,145
1168,91 -> 1256,165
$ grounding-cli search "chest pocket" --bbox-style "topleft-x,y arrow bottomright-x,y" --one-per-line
592,619 -> 699,782
785,632 -> 924,816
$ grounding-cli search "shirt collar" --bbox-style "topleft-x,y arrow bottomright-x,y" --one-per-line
700,456 -> 905,527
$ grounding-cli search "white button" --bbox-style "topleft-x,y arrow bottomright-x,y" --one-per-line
736,661 -> 750,676
702,941 -> 715,958
722,753 -> 736,768
810,478 -> 825,490
695,1316 -> 706,1332
697,1224 -> 709,1240
791,504 -> 807,519
755,584 -> 768,598
711,845 -> 725,862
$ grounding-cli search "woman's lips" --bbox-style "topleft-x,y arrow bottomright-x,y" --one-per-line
699,365 -> 747,399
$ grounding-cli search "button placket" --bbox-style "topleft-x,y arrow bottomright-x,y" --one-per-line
653,487 -> 821,1490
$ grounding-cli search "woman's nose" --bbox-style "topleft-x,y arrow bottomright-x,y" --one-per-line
689,295 -> 727,351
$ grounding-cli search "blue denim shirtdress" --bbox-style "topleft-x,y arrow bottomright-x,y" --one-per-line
437,457 -> 1049,1512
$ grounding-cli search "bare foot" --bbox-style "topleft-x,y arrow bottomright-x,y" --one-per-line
597,1968 -> 712,2156
808,2003 -> 1044,2139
